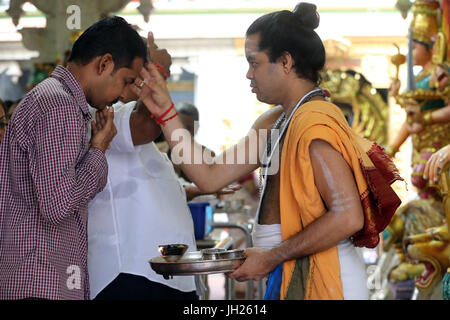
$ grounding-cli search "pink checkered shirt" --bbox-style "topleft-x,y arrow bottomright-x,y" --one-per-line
0,66 -> 108,299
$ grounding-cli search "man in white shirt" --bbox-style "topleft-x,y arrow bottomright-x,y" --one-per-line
87,34 -> 199,300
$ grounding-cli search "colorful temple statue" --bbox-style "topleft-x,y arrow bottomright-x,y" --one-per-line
404,224 -> 450,299
321,69 -> 389,146
384,200 -> 445,298
385,0 -> 450,298
389,0 -> 450,199
438,163 -> 450,299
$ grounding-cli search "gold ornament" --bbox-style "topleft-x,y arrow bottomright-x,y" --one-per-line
420,110 -> 433,126
432,32 -> 447,64
391,43 -> 407,82
410,0 -> 440,46
321,69 -> 388,145
69,31 -> 83,44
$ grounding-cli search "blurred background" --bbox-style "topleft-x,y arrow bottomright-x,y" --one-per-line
0,0 -> 413,197
3,0 -> 443,300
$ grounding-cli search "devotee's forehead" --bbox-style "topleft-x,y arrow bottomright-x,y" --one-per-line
130,56 -> 144,71
118,57 -> 143,77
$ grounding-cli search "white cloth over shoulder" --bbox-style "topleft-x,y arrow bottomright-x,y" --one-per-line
87,101 -> 196,299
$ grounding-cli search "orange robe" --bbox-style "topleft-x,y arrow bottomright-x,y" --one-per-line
280,101 -> 403,300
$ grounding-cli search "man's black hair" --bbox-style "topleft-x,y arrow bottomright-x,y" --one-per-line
68,16 -> 148,70
175,102 -> 199,121
246,2 -> 325,84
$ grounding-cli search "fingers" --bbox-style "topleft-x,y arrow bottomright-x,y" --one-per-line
96,110 -> 106,129
132,66 -> 173,115
227,268 -> 246,282
89,107 -> 116,152
134,67 -> 159,93
424,153 -> 435,182
407,123 -> 423,134
424,155 -> 432,181
103,106 -> 115,130
95,107 -> 115,134
436,155 -> 449,183
228,266 -> 263,282
147,31 -> 156,50
217,184 -> 241,195
430,155 -> 441,183
95,111 -> 101,129
131,81 -> 142,96
144,63 -> 165,83
231,184 -> 242,191
134,77 -> 147,90
147,31 -> 157,63
425,152 -> 447,184
91,120 -> 98,136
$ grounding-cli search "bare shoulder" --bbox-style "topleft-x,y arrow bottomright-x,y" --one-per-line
251,106 -> 284,131
309,139 -> 333,152
309,139 -> 342,164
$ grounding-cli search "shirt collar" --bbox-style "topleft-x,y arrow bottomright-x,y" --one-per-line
51,66 -> 90,117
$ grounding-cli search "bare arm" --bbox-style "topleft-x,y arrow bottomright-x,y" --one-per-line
406,104 -> 450,135
428,103 -> 450,124
387,121 -> 409,156
160,109 -> 280,193
133,64 -> 284,192
128,32 -> 171,146
132,65 -> 283,192
229,139 -> 364,281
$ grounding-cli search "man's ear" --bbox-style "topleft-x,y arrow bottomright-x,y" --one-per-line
278,51 -> 294,74
97,54 -> 115,76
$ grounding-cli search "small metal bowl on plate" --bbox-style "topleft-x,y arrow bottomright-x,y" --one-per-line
158,244 -> 188,262
201,248 -> 244,260
201,248 -> 226,260
216,249 -> 245,260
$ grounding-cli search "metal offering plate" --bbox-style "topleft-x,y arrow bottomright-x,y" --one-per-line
149,250 -> 245,279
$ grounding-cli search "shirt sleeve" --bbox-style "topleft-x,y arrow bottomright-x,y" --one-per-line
29,104 -> 108,225
108,101 -> 136,153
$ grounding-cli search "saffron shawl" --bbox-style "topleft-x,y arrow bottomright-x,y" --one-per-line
280,101 -> 403,299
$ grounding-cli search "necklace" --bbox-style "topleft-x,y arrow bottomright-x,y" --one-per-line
258,88 -> 328,194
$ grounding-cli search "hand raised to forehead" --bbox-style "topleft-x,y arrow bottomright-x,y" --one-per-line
131,63 -> 173,117
147,31 -> 172,78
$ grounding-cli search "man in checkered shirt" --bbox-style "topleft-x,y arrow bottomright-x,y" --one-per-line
0,16 -> 147,300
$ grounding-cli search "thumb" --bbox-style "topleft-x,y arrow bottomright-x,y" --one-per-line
91,120 -> 98,135
103,106 -> 115,129
147,31 -> 155,48
147,31 -> 156,61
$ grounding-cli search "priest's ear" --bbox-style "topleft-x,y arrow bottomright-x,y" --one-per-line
277,51 -> 294,74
